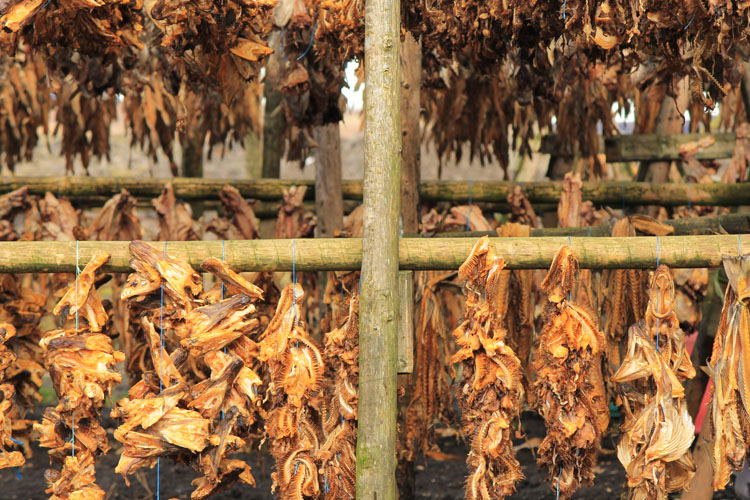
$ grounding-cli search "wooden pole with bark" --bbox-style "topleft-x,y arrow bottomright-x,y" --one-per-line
396,31 -> 420,500
314,122 -> 344,337
356,0 -> 401,494
2,177 -> 747,205
314,123 -> 344,238
0,235 -> 746,273
262,81 -> 284,179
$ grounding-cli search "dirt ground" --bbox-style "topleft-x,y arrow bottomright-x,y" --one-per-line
0,411 -> 739,500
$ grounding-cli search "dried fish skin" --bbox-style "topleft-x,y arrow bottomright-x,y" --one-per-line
181,294 -> 260,356
37,257 -> 122,499
532,246 -> 608,499
0,322 -> 24,470
612,266 -> 697,500
452,236 -> 524,499
128,240 -> 202,308
706,254 -> 750,490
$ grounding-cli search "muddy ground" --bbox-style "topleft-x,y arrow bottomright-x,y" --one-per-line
0,411 -> 739,500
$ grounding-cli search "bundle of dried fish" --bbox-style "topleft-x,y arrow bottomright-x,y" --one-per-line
275,185 -> 316,239
87,189 -> 143,242
405,270 -> 456,461
258,283 -> 324,498
148,0 -> 273,101
612,266 -> 696,499
451,236 -> 524,499
206,185 -> 261,241
34,252 -> 123,499
531,246 -> 609,498
0,323 -> 24,469
0,52 -> 50,172
115,245 -> 263,498
602,218 -> 648,377
153,183 -> 200,241
318,293 -> 358,498
556,172 -> 599,310
706,254 -> 750,490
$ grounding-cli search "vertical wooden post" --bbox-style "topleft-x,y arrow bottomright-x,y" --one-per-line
314,122 -> 344,336
245,131 -> 262,178
356,0 -> 400,494
181,132 -> 204,177
314,123 -> 344,238
396,31 -> 420,500
262,82 -> 284,179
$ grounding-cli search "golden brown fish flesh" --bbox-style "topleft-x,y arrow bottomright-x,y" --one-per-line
452,237 -> 524,499
532,245 -> 609,499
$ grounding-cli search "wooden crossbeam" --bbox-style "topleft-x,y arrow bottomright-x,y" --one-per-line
0,235 -> 746,273
1,177 -> 748,206
540,132 -> 737,162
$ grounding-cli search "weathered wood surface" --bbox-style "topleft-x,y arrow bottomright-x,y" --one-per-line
396,31 -> 420,499
541,132 -> 737,161
1,235 -> 746,273
262,81 -> 284,179
314,123 -> 344,238
2,177 -> 746,205
356,0 -> 400,495
397,270 -> 414,373
427,213 -> 750,238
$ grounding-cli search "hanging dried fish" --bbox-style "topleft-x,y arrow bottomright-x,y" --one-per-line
706,254 -> 750,490
114,246 -> 261,498
612,265 -> 696,499
153,183 -> 200,241
0,323 -> 24,469
532,245 -> 609,499
318,293 -> 358,499
34,252 -> 123,499
451,236 -> 524,499
602,218 -> 648,381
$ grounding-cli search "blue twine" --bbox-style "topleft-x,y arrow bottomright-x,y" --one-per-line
324,472 -> 329,493
294,462 -> 300,475
296,23 -> 318,61
684,9 -> 697,30
14,467 -> 21,480
9,436 -> 23,446
71,411 -> 75,457
75,241 -> 80,332
656,236 -> 660,267
562,0 -> 567,21
587,226 -> 591,237
556,466 -> 562,499
157,242 -> 166,500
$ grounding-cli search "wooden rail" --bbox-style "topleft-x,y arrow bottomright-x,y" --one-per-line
425,213 -> 750,238
541,132 -> 737,161
1,235 -> 746,273
1,177 -> 748,205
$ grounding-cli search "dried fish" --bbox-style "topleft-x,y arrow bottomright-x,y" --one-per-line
706,254 -> 750,490
612,266 -> 696,499
34,252 -> 123,499
451,236 -> 524,499
532,246 -> 609,498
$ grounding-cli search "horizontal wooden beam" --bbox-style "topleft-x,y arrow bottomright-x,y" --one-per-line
1,177 -> 748,206
541,132 -> 737,162
0,235 -> 746,273
425,213 -> 750,238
